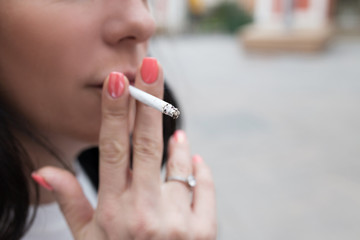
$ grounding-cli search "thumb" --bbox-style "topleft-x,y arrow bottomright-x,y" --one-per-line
32,166 -> 94,237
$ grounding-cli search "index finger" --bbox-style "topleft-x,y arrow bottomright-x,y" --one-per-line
98,72 -> 131,201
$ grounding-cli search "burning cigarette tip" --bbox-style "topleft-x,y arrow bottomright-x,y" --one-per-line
163,104 -> 180,119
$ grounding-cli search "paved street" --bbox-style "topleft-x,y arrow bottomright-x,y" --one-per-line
150,34 -> 360,240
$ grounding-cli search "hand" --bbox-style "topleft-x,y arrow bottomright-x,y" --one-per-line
35,58 -> 217,239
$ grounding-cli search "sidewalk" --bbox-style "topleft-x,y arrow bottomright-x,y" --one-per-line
150,34 -> 360,240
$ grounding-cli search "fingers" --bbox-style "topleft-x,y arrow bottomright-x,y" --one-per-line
98,58 -> 164,200
98,72 -> 131,200
165,130 -> 193,198
132,57 -> 164,193
32,167 -> 94,238
192,155 -> 217,233
165,138 -> 217,239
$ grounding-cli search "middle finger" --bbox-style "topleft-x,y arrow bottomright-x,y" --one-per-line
132,57 -> 164,193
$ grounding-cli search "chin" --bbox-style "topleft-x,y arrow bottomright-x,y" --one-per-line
57,125 -> 101,154
77,130 -> 101,146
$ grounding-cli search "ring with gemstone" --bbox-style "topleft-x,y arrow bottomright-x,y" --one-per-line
166,175 -> 196,188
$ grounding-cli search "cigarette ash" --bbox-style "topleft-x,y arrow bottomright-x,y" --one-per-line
163,104 -> 180,119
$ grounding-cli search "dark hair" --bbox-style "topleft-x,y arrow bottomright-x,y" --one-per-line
0,100 -> 70,239
0,83 -> 180,239
0,105 -> 40,240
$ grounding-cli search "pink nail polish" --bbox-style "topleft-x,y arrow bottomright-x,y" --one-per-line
174,130 -> 186,143
31,173 -> 53,191
193,155 -> 203,164
108,72 -> 125,98
140,57 -> 158,84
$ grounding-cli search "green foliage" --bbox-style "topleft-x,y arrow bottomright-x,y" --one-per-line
195,2 -> 253,33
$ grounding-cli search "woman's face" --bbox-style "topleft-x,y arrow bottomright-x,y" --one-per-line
0,0 -> 155,146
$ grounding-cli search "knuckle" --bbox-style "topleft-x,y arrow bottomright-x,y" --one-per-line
163,217 -> 190,239
201,178 -> 216,193
168,157 -> 191,175
167,225 -> 189,239
200,164 -> 213,177
99,139 -> 127,164
102,107 -> 127,121
133,134 -> 162,160
198,168 -> 215,190
128,214 -> 158,238
96,207 -> 116,231
197,169 -> 215,188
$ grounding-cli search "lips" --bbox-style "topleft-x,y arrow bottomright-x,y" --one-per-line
124,72 -> 136,85
89,71 -> 136,89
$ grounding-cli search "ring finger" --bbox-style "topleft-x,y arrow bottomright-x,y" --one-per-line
164,130 -> 194,201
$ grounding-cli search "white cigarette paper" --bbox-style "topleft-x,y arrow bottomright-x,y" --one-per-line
129,86 -> 180,119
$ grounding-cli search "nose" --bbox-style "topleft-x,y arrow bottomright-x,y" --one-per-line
102,0 -> 156,45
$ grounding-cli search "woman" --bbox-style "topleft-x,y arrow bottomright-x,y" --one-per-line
0,0 -> 216,239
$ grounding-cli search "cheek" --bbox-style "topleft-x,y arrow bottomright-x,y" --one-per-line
0,3 -> 101,140
0,3 -> 98,84
0,75 -> 103,144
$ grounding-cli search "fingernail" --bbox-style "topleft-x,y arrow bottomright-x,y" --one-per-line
108,72 -> 125,98
193,155 -> 203,164
174,130 -> 186,143
31,173 -> 53,191
140,57 -> 158,84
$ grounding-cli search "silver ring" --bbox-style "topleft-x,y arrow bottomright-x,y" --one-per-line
166,175 -> 196,188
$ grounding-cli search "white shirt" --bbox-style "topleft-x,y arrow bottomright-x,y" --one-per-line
23,161 -> 98,240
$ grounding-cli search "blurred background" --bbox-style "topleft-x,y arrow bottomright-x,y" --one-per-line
148,0 -> 360,239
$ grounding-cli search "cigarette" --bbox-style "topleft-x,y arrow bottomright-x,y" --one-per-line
129,86 -> 180,119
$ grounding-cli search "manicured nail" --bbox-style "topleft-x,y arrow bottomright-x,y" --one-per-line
174,130 -> 186,143
31,173 -> 53,191
140,57 -> 158,84
193,155 -> 203,164
108,72 -> 125,98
